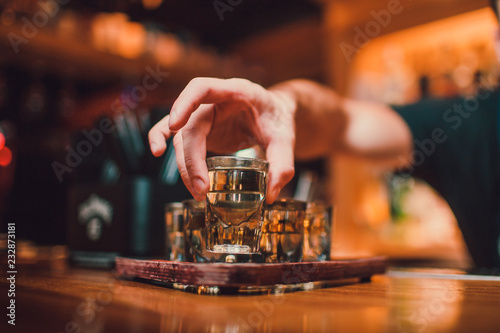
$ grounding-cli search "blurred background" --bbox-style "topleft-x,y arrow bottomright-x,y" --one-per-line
0,0 -> 496,267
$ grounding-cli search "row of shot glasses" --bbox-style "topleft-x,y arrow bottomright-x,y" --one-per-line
166,197 -> 333,263
165,156 -> 333,264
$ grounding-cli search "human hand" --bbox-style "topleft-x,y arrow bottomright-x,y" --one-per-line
148,77 -> 296,203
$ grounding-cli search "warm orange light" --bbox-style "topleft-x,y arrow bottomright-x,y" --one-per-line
0,146 -> 12,167
153,34 -> 184,67
0,132 -> 4,150
142,0 -> 163,10
116,22 -> 146,59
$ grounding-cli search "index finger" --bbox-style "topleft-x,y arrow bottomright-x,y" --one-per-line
148,114 -> 172,156
168,77 -> 261,131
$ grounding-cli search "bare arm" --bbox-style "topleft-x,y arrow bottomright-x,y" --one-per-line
271,79 -> 412,167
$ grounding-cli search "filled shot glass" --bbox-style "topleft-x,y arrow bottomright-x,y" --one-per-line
183,199 -> 209,262
165,202 -> 185,261
302,202 -> 333,261
260,199 -> 307,263
206,156 -> 269,260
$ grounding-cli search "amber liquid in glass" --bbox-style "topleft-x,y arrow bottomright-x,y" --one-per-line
260,232 -> 303,263
206,168 -> 266,254
184,207 -> 208,262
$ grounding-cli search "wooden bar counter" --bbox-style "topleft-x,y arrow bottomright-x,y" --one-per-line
2,258 -> 500,332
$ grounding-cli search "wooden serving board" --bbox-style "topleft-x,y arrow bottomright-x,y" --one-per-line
115,257 -> 387,287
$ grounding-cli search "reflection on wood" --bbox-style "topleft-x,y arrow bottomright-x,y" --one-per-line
2,264 -> 500,332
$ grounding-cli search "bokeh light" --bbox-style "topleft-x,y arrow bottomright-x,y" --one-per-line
0,146 -> 12,167
0,132 -> 5,150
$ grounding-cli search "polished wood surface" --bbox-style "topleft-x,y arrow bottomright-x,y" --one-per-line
2,263 -> 500,332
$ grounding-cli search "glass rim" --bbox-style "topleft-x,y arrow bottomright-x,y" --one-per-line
165,202 -> 183,210
306,202 -> 334,219
306,201 -> 330,211
206,155 -> 269,172
265,198 -> 307,211
182,199 -> 205,208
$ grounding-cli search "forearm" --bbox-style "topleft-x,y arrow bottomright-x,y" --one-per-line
269,79 -> 412,167
269,79 -> 346,159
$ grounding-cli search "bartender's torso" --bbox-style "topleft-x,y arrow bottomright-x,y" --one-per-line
392,88 -> 500,268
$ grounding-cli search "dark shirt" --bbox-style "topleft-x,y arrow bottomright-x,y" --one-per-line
392,88 -> 500,268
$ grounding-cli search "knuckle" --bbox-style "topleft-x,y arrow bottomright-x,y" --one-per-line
188,78 -> 209,96
178,166 -> 190,184
188,77 -> 204,87
178,169 -> 197,199
183,151 -> 195,166
183,155 -> 199,177
229,77 -> 250,86
229,78 -> 259,101
181,125 -> 200,139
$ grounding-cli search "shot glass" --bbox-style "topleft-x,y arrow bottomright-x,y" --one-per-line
182,199 -> 209,262
259,199 -> 307,263
302,202 -> 333,261
206,156 -> 269,260
165,202 -> 184,261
